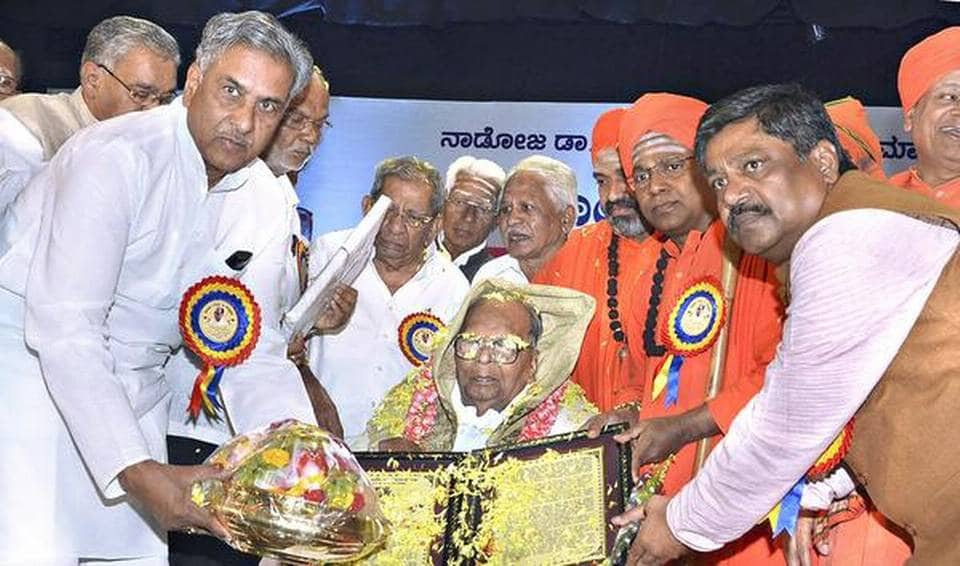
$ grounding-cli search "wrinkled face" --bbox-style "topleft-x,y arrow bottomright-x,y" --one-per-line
905,69 -> 960,177
455,300 -> 537,415
83,46 -> 178,119
704,118 -> 835,265
367,176 -> 437,267
630,134 -> 713,241
498,171 -> 572,261
183,46 -> 294,185
0,45 -> 19,100
441,173 -> 499,254
264,74 -> 331,176
593,148 -> 644,237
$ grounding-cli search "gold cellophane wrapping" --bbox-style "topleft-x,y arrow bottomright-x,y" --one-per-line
192,419 -> 389,564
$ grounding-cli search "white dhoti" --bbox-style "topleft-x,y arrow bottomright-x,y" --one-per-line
0,289 -> 168,565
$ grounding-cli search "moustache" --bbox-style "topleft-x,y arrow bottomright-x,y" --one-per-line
604,196 -> 640,215
727,201 -> 771,232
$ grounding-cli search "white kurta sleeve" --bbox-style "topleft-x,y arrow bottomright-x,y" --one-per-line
0,109 -> 43,218
23,138 -> 149,498
666,209 -> 958,552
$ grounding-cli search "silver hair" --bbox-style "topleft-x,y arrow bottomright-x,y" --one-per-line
0,40 -> 21,81
81,16 -> 180,71
370,156 -> 444,216
195,11 -> 313,100
444,156 -> 507,198
505,155 -> 578,212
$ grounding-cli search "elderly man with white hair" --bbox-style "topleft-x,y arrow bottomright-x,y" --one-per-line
473,155 -> 578,284
0,10 -> 311,565
436,155 -> 506,281
0,15 -> 180,216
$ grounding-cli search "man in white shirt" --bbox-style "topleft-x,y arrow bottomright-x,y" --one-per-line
309,156 -> 470,447
436,156 -> 506,281
617,84 -> 960,565
0,16 -> 179,216
0,11 -> 311,565
474,155 -> 577,284
165,65 -> 350,566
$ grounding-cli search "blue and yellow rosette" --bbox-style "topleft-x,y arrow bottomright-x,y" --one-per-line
651,277 -> 726,408
766,420 -> 855,536
179,276 -> 261,420
398,312 -> 444,366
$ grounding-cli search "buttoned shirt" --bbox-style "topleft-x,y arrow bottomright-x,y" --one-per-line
167,164 -> 316,445
667,209 -> 958,552
307,232 -> 469,446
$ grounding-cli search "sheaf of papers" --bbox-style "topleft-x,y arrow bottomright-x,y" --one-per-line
283,195 -> 392,337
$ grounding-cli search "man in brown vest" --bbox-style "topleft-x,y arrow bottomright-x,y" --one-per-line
0,16 -> 179,215
616,83 -> 960,566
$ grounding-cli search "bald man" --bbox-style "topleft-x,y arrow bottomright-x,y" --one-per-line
889,27 -> 960,206
0,40 -> 21,100
0,16 -> 179,216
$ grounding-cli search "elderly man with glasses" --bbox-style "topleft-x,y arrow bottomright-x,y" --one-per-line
363,279 -> 598,452
436,156 -> 506,282
0,16 -> 179,216
307,156 -> 470,449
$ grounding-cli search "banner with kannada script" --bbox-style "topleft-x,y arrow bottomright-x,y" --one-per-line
296,97 -> 917,238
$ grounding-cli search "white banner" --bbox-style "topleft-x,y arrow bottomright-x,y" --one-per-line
297,97 -> 917,238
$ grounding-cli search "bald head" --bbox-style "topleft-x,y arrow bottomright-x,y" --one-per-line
264,69 -> 331,177
0,40 -> 21,100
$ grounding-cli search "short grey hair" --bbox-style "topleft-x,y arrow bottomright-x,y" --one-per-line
445,156 -> 507,197
81,16 -> 180,71
195,11 -> 313,100
505,155 -> 578,212
370,156 -> 444,216
0,40 -> 21,81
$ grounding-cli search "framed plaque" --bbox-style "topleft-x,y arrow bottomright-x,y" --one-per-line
355,425 -> 632,565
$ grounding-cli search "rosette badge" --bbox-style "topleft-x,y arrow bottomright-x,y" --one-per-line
179,276 -> 262,419
398,311 -> 445,367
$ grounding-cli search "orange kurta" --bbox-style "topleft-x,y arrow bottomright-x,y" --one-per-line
534,221 -> 659,411
625,220 -> 785,564
889,167 -> 960,207
626,220 -> 783,495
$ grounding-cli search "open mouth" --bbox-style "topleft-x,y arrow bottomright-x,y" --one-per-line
507,231 -> 532,245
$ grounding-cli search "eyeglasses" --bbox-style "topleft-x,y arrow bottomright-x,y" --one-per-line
97,63 -> 176,107
281,110 -> 333,135
628,156 -> 694,191
454,332 -> 531,365
446,194 -> 497,219
0,72 -> 18,96
383,204 -> 435,230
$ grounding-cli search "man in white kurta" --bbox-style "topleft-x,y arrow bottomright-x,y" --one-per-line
0,11 -> 311,565
0,15 -> 179,216
308,156 -> 470,447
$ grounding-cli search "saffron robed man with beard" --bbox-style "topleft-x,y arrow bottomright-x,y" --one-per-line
534,108 -> 657,411
620,83 -> 960,566
588,93 -> 785,565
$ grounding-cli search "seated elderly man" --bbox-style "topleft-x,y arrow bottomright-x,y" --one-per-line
473,155 -> 577,284
362,280 -> 598,452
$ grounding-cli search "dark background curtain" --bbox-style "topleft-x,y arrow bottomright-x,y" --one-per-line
3,0 -> 960,105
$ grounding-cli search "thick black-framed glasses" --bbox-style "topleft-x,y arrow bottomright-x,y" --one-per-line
97,63 -> 175,106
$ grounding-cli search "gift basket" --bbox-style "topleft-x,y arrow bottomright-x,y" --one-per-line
191,419 -> 389,564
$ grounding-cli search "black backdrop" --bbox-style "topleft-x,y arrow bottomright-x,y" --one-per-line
3,0 -> 960,105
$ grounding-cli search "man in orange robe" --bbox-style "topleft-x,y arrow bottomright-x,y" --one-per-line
889,26 -> 960,205
533,108 -> 658,411
591,93 -> 785,564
